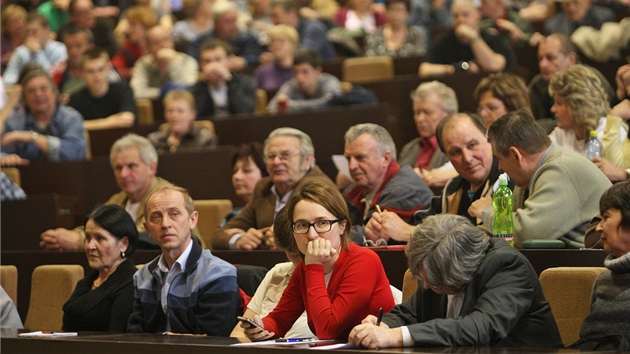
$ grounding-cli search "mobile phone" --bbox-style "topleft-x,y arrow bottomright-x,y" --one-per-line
237,316 -> 263,330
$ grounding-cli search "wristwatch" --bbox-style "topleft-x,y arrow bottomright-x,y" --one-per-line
31,131 -> 39,142
455,61 -> 470,72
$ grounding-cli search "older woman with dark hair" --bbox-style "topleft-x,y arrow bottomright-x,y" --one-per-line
62,204 -> 139,332
220,142 -> 269,226
363,0 -> 427,57
572,182 -> 630,349
349,213 -> 562,349
242,179 -> 395,341
549,64 -> 627,167
473,72 -> 530,129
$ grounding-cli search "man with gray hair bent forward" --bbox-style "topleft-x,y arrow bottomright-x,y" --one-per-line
349,214 -> 563,349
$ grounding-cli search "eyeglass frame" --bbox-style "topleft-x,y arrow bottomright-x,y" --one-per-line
291,218 -> 345,234
265,151 -> 302,162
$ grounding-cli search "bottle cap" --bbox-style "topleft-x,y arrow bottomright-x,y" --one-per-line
590,130 -> 598,138
499,173 -> 508,186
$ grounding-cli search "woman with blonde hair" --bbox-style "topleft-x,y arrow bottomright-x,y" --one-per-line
473,72 -> 530,129
549,64 -> 626,167
254,25 -> 299,91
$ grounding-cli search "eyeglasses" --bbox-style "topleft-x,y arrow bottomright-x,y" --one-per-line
292,219 -> 344,234
265,152 -> 301,162
477,103 -> 505,114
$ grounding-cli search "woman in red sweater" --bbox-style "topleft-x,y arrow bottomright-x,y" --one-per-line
243,179 -> 395,341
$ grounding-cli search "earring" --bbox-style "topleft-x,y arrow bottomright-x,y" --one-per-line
121,251 -> 126,259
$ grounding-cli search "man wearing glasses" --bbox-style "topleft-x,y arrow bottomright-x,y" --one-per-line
212,127 -> 332,250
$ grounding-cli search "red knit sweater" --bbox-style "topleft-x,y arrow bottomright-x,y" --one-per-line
262,243 -> 395,340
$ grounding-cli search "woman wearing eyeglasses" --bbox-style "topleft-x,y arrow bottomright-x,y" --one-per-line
242,179 -> 395,341
473,72 -> 530,130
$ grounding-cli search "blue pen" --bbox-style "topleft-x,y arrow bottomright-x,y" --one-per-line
275,338 -> 311,342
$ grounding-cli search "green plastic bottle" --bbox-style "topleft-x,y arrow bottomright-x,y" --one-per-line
493,173 -> 514,246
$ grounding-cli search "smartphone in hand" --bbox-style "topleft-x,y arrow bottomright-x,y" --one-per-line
237,316 -> 263,330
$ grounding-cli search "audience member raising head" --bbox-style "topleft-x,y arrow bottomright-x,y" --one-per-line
242,178 -> 395,341
349,213 -> 563,349
474,72 -> 530,129
62,204 -> 139,332
148,89 -> 218,154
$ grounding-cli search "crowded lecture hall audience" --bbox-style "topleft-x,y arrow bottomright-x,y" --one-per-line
2,0 -> 630,350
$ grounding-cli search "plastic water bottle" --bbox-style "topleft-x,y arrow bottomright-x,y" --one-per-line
585,130 -> 602,160
493,173 -> 514,246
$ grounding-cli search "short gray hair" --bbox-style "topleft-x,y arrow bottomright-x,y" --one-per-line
410,81 -> 458,114
344,123 -> 397,161
110,134 -> 158,168
406,214 -> 490,291
264,127 -> 316,169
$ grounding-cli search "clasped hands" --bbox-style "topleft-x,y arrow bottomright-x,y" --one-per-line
365,209 -> 414,243
235,226 -> 276,250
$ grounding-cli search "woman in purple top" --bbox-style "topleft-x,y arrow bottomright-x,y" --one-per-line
253,25 -> 298,91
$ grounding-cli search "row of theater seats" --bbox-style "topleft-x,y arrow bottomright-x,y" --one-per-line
1,263 -> 604,345
401,267 -> 606,347
1,167 -> 233,247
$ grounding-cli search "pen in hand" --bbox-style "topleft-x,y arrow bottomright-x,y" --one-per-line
376,307 -> 383,326
375,204 -> 382,213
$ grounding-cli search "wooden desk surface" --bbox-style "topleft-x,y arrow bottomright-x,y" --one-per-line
0,330 -> 578,354
1,248 -> 607,322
